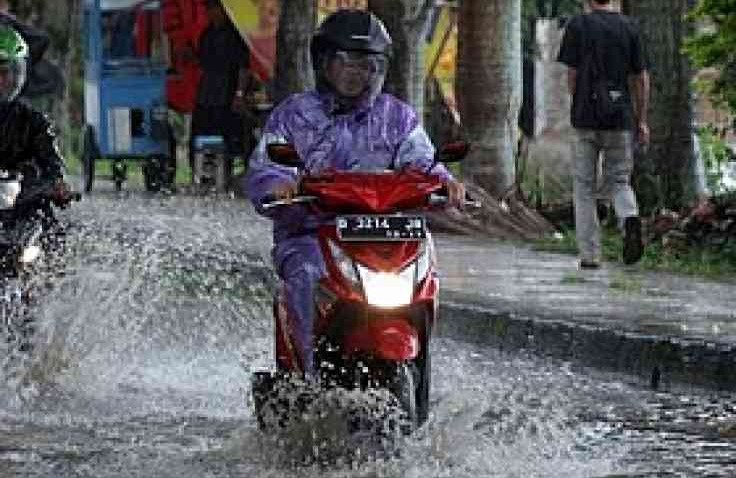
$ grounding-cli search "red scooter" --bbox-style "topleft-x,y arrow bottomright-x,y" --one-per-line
252,142 -> 472,433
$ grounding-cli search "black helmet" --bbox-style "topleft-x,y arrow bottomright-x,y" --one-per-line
311,9 -> 392,71
311,10 -> 392,101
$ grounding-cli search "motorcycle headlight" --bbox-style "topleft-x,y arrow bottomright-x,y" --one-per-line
0,179 -> 20,209
19,244 -> 42,264
358,263 -> 415,309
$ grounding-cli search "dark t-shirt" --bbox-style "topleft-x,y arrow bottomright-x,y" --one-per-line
557,11 -> 647,130
196,21 -> 249,108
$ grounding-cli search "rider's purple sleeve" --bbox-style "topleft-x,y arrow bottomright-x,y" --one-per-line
395,123 -> 453,183
245,98 -> 300,213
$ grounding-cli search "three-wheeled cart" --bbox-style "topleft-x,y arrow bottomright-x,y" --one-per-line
81,0 -> 175,192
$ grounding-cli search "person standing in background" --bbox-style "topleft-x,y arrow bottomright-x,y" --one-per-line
557,0 -> 650,269
189,0 -> 252,189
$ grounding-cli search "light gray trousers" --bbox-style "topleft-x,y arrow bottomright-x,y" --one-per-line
571,128 -> 639,261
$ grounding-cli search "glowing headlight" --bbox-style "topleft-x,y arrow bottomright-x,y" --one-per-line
327,239 -> 360,286
19,245 -> 42,264
0,179 -> 20,209
358,263 -> 415,308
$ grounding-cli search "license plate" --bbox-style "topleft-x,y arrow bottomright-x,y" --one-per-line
336,215 -> 426,241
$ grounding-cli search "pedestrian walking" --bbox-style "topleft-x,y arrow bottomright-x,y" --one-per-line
557,0 -> 650,268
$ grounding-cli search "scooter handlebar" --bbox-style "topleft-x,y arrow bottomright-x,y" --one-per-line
429,193 -> 482,209
261,195 -> 318,210
16,185 -> 81,208
262,193 -> 480,211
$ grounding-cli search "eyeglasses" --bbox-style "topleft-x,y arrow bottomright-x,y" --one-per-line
332,50 -> 386,74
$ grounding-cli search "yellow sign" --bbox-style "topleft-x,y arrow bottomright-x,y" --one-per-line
221,0 -> 280,82
425,5 -> 458,121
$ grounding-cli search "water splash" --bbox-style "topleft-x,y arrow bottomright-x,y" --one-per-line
1,192 -> 736,477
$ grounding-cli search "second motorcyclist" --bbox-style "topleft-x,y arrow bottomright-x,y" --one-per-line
245,9 -> 465,376
0,25 -> 69,205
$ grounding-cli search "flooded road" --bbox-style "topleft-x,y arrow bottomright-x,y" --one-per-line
1,192 -> 735,477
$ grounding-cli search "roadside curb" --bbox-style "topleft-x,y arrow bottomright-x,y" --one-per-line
438,294 -> 736,391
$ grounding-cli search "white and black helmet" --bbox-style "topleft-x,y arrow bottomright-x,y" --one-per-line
0,25 -> 29,103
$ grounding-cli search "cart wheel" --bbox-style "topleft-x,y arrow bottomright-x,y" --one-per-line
81,125 -> 97,193
166,123 -> 177,189
143,157 -> 162,192
112,160 -> 127,192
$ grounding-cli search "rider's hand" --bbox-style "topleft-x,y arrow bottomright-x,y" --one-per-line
271,181 -> 298,203
51,179 -> 71,207
446,179 -> 466,210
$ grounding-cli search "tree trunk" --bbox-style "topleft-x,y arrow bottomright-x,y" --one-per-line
457,0 -> 522,198
58,0 -> 81,156
624,0 -> 695,214
273,0 -> 316,103
368,0 -> 433,115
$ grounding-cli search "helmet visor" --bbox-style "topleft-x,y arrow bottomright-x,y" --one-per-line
333,50 -> 386,75
324,50 -> 387,99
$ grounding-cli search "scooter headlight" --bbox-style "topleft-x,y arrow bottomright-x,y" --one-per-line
327,238 -> 433,309
358,263 -> 415,309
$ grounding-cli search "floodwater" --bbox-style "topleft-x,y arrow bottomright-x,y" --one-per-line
1,191 -> 735,477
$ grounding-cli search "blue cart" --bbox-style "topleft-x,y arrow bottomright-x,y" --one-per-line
81,0 -> 175,192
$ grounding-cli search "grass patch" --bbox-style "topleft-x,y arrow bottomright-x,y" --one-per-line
534,226 -> 736,281
532,228 -> 577,255
608,272 -> 643,293
64,153 -> 246,188
639,240 -> 736,280
560,273 -> 589,285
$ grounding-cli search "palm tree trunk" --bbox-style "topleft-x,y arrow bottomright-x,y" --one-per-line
457,0 -> 522,198
368,0 -> 433,115
624,0 -> 695,213
273,0 -> 316,103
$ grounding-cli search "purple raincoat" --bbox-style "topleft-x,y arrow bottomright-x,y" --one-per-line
246,89 -> 451,374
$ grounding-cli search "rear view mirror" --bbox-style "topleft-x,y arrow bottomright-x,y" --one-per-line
436,141 -> 470,163
267,143 -> 302,167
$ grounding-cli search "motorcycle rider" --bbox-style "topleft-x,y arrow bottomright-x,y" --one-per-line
0,25 -> 68,204
245,9 -> 465,376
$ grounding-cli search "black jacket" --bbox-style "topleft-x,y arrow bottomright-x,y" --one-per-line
0,101 -> 65,184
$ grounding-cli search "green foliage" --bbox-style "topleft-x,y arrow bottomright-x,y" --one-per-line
640,238 -> 736,279
697,125 -> 736,194
684,0 -> 736,112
